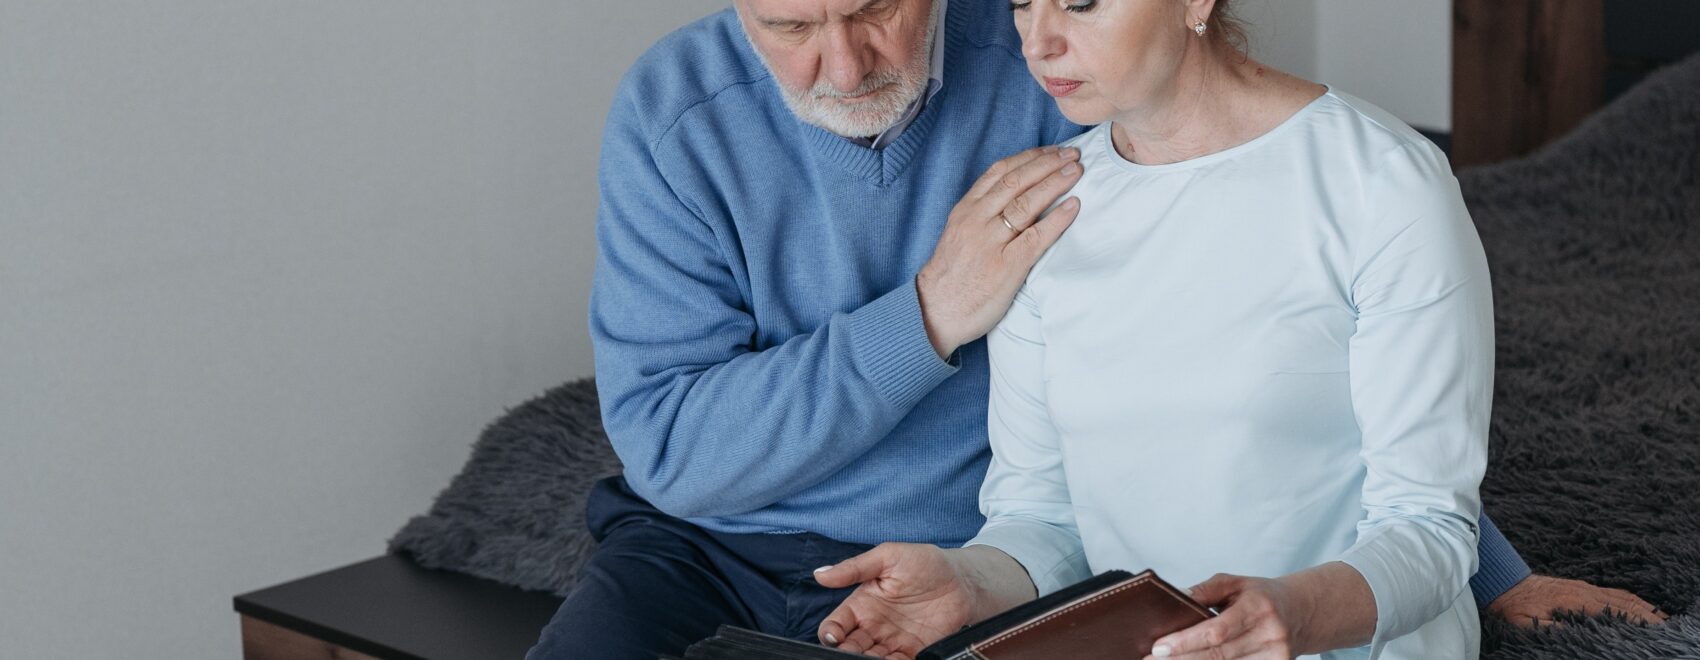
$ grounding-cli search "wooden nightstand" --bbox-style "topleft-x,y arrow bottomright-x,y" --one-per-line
234,554 -> 564,660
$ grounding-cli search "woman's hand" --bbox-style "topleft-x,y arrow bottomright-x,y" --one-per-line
1144,573 -> 1307,660
1146,563 -> 1376,660
813,543 -> 977,658
814,544 -> 1038,659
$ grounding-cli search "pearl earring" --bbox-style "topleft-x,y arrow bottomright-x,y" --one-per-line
1193,21 -> 1207,36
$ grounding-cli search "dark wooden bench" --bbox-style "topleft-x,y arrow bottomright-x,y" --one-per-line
234,554 -> 563,660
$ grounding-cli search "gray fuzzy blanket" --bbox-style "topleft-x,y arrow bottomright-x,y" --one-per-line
1455,51 -> 1700,658
390,53 -> 1700,658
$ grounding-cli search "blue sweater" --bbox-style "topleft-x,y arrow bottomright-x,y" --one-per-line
590,2 -> 1076,546
588,1 -> 1528,604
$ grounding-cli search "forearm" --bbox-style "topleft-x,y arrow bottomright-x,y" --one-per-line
951,545 -> 1040,623
1286,562 -> 1377,655
596,281 -> 956,517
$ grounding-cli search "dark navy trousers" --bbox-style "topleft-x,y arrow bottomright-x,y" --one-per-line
524,477 -> 874,660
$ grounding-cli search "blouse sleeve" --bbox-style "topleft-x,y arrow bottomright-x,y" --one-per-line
1336,141 -> 1492,655
963,285 -> 1093,596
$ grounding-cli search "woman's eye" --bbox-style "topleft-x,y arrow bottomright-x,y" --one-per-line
1010,0 -> 1096,12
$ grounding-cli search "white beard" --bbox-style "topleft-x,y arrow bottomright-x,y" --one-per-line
747,8 -> 937,138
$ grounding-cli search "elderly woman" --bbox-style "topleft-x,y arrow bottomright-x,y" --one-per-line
813,1 -> 1490,658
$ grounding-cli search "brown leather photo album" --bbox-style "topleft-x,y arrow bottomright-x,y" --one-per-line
678,569 -> 1215,660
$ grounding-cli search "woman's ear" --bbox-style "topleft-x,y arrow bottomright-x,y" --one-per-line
1181,0 -> 1218,29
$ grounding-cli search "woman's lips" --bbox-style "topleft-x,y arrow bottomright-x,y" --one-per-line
1043,77 -> 1083,97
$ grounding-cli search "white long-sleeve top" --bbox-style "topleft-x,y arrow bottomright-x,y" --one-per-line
965,91 -> 1489,659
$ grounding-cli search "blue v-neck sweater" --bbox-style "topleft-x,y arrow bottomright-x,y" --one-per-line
589,1 -> 1077,546
587,2 -> 1528,607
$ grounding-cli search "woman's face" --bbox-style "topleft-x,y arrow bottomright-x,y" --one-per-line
1012,0 -> 1203,126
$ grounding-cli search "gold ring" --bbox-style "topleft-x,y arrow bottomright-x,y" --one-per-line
1001,215 -> 1017,233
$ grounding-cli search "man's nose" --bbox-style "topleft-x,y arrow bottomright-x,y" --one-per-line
820,23 -> 874,93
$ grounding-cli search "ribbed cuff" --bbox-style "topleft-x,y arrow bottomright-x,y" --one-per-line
965,519 -> 1091,597
1469,513 -> 1532,608
846,280 -> 958,411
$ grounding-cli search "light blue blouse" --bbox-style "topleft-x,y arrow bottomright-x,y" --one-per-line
965,91 -> 1490,659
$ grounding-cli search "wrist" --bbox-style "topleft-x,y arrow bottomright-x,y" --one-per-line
914,272 -> 962,360
1284,562 -> 1376,654
952,546 -> 1037,623
1276,573 -> 1325,653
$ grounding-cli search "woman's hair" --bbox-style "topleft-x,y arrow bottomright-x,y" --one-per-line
1208,0 -> 1249,55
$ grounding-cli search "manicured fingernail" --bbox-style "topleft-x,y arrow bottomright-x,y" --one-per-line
814,565 -> 834,574
1152,644 -> 1173,657
1063,148 -> 1080,160
1061,162 -> 1079,175
1064,197 -> 1079,207
824,632 -> 838,645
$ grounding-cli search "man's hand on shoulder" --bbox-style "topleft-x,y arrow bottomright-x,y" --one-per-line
1488,574 -> 1668,627
917,146 -> 1083,359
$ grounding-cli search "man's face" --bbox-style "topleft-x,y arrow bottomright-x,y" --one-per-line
737,0 -> 936,138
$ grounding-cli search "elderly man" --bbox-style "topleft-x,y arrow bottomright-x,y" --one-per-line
525,1 -> 1663,658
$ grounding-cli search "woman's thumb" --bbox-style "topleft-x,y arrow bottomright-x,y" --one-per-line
813,543 -> 902,588
1186,573 -> 1239,608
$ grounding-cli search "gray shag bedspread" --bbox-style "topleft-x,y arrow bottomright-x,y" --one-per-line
391,53 -> 1700,658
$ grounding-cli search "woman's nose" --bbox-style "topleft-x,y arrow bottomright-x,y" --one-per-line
1020,8 -> 1065,62
820,24 -> 874,93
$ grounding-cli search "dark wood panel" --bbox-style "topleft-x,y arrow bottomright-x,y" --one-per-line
242,616 -> 381,660
1452,0 -> 1605,166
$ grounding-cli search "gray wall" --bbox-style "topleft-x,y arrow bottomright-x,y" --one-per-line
1315,0 -> 1451,131
0,1 -> 1447,657
0,2 -> 725,657
1242,0 -> 1453,131
1239,0 -> 1321,83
